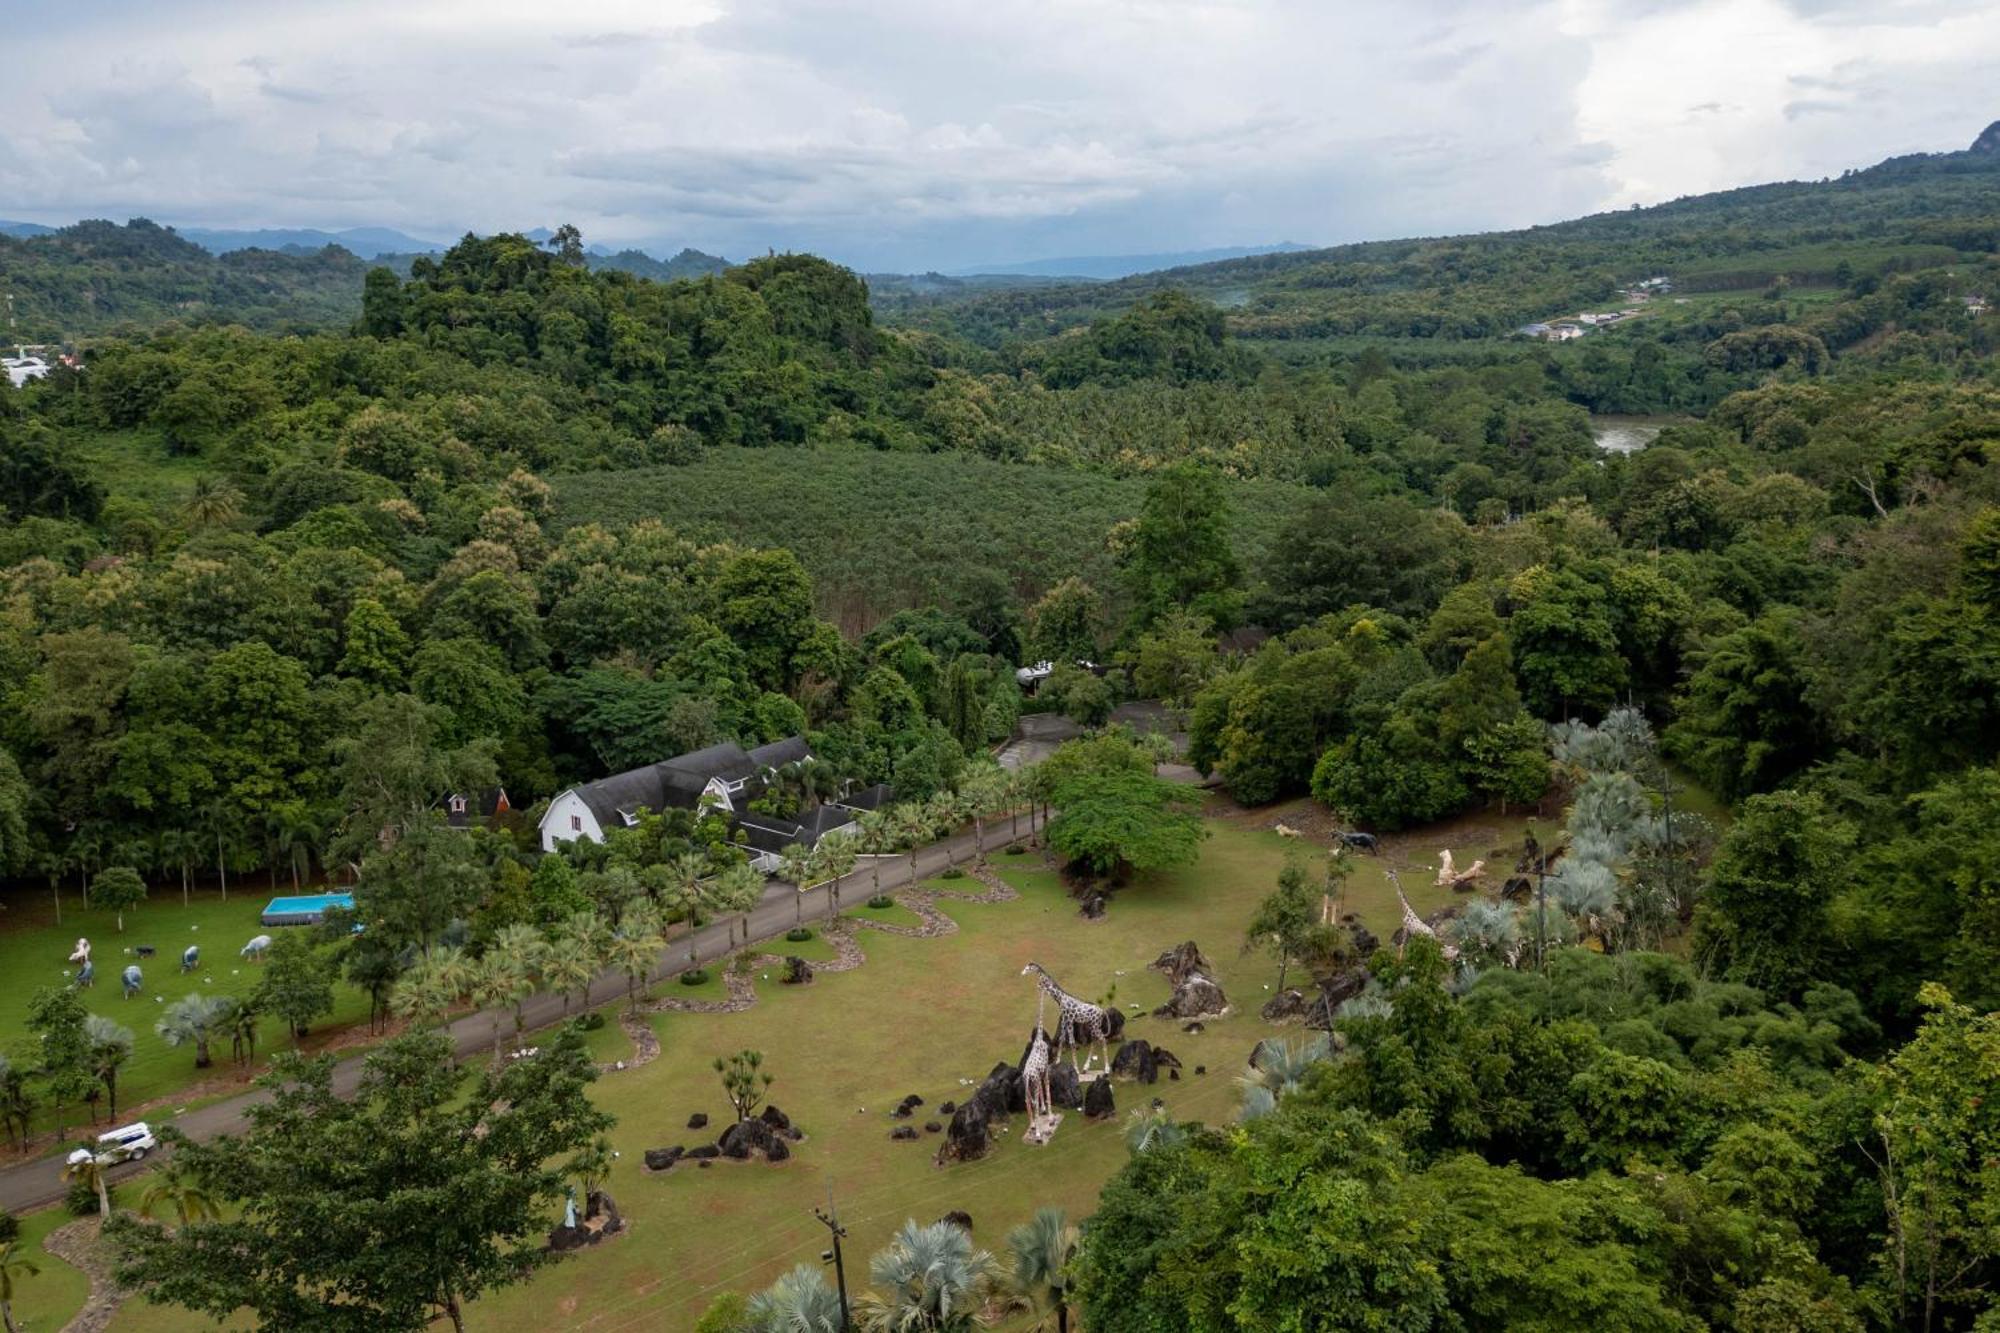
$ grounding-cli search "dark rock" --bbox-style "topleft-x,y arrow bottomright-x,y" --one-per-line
939,1210 -> 974,1232
759,1104 -> 793,1133
1112,1040 -> 1159,1084
1104,1007 -> 1126,1041
1151,941 -> 1214,988
1170,1068 -> 1180,1080
891,1103 -> 913,1119
1080,893 -> 1107,920
719,1118 -> 785,1161
766,1136 -> 791,1163
782,955 -> 813,985
925,1120 -> 942,1133
1153,1046 -> 1182,1069
642,1146 -> 684,1171
687,1144 -> 719,1160
1154,973 -> 1228,1019
1047,1062 -> 1083,1110
937,1097 -> 992,1164
698,1158 -> 711,1168
1302,968 -> 1370,1027
1340,914 -> 1380,958
939,1100 -> 956,1115
890,1126 -> 919,1141
585,1190 -> 623,1236
686,1112 -> 709,1130
1083,1077 -> 1116,1119
972,1061 -> 1025,1117
1183,1020 -> 1205,1034
1195,1065 -> 1206,1075
902,1094 -> 925,1108
1262,988 -> 1308,1022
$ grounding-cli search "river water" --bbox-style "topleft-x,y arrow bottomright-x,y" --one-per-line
1590,415 -> 1671,454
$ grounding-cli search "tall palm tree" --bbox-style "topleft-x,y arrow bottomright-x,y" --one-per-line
471,952 -> 531,1066
221,994 -> 261,1065
777,845 -> 816,927
390,957 -> 457,1027
0,1239 -> 39,1333
62,1150 -> 112,1219
746,1263 -> 844,1333
892,804 -> 931,887
855,808 -> 893,904
84,1015 -> 134,1123
711,862 -> 763,952
958,763 -> 1006,865
607,905 -> 663,1016
1003,1207 -> 1080,1333
926,793 -> 967,871
665,851 -> 709,927
156,993 -> 231,1069
267,802 -> 322,891
489,923 -> 549,1047
855,1219 -> 995,1332
182,475 -> 244,528
158,828 -> 199,907
815,833 -> 858,923
139,1157 -> 221,1228
541,933 -> 595,1013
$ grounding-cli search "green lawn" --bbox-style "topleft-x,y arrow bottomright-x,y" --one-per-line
7,1202 -> 96,1331
0,883 -> 374,1145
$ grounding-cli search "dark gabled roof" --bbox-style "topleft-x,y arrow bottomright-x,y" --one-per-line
662,741 -> 757,784
571,767 -> 671,831
835,783 -> 894,813
735,815 -> 806,856
798,805 -> 858,842
444,788 -> 509,828
748,736 -> 812,770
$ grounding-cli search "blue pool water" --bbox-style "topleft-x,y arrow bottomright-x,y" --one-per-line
259,892 -> 355,925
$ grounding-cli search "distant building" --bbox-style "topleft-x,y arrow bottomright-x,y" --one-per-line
537,738 -> 887,872
2,354 -> 49,389
1547,323 -> 1586,342
1516,322 -> 1553,338
444,788 -> 512,830
1966,295 -> 1989,316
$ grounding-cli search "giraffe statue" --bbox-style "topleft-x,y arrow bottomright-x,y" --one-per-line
1021,962 -> 1113,1076
1021,1025 -> 1053,1120
1390,872 -> 1459,963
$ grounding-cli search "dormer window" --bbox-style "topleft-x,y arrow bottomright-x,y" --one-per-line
448,795 -> 467,815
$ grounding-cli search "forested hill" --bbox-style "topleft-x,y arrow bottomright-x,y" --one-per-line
0,218 -> 372,338
876,127 -> 2000,348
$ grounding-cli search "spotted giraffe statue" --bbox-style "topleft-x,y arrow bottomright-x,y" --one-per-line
1021,962 -> 1113,1076
1390,872 -> 1460,963
1021,1025 -> 1054,1120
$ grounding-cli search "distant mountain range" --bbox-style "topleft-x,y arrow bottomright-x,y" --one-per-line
948,242 -> 1315,281
173,226 -> 450,258
0,220 -> 57,239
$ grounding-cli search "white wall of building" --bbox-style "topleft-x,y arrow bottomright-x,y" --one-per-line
539,790 -> 604,853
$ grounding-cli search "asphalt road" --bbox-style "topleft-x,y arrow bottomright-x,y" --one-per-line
0,812 -> 1046,1214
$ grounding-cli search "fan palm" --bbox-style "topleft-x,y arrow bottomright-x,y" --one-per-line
390,953 -> 457,1026
958,763 -> 1007,865
489,924 -> 549,1047
471,952 -> 531,1065
139,1157 -> 221,1228
711,861 -> 763,951
0,1239 -> 39,1333
62,1149 -> 112,1218
855,808 -> 893,902
746,1262 -> 845,1333
607,905 -> 664,1016
541,932 -> 596,1013
84,1015 -> 134,1122
182,475 -> 244,528
1124,1106 -> 1186,1155
855,1219 -> 995,1332
815,833 -> 858,922
156,993 -> 232,1069
1003,1207 -> 1079,1333
892,805 -> 931,886
778,845 -> 816,926
221,994 -> 260,1065
1237,1034 -> 1332,1121
926,793 -> 967,871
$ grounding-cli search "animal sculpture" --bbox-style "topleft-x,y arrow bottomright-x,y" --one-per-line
181,945 -> 200,973
1435,849 -> 1456,886
1274,824 -> 1303,839
1021,963 -> 1115,1075
74,960 -> 94,989
121,964 -> 143,999
240,934 -> 272,961
68,938 -> 91,965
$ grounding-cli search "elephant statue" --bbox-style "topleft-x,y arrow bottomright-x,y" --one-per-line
122,964 -> 143,999
181,945 -> 200,973
241,934 -> 273,961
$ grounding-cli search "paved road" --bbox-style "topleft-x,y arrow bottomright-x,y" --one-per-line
0,813 -> 1046,1214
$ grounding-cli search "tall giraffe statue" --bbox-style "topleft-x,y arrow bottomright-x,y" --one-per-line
1021,962 -> 1113,1075
1390,871 -> 1460,962
1021,1025 -> 1053,1120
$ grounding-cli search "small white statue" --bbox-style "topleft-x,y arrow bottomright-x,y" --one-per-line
68,938 -> 91,965
1435,849 -> 1456,886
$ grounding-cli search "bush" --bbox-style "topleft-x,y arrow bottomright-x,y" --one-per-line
1005,844 -> 1027,856
0,1211 -> 18,1245
785,927 -> 814,943
939,866 -> 966,880
65,1179 -> 100,1216
867,895 -> 895,909
576,1011 -> 605,1031
680,968 -> 710,987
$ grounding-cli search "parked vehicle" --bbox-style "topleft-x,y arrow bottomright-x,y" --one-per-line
67,1121 -> 155,1168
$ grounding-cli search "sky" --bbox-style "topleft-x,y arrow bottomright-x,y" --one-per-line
2,0 -> 1997,271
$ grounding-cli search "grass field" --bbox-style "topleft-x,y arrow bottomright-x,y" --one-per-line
0,883 -> 373,1146
82,812 -> 1487,1331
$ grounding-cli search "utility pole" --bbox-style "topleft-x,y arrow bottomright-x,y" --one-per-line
814,1190 -> 852,1330
1530,821 -> 1548,974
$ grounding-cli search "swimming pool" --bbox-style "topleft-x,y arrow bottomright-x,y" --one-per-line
260,892 -> 356,927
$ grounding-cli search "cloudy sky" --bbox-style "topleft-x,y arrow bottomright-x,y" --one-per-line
3,0 -> 1997,270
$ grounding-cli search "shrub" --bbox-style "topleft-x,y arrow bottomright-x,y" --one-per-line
867,895 -> 895,909
65,1179 -> 100,1216
785,927 -> 814,943
576,1011 -> 605,1031
680,968 -> 710,987
1005,844 -> 1027,856
939,866 -> 966,880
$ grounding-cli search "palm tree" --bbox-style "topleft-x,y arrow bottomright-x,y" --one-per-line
892,804 -> 931,887
855,808 -> 893,904
711,862 -> 763,952
390,956 -> 457,1027
926,793 -> 967,871
816,833 -> 858,923
157,993 -> 232,1069
158,828 -> 199,907
746,1263 -> 844,1333
1124,1106 -> 1186,1155
139,1157 -> 221,1228
541,933 -> 596,1013
62,1149 -> 113,1219
0,1239 -> 39,1333
267,802 -> 322,892
607,905 -> 664,1016
1237,1034 -> 1332,1121
0,1058 -> 31,1152
182,475 -> 244,528
855,1219 -> 995,1332
958,763 -> 1007,865
777,845 -> 816,928
491,923 -> 550,1047
221,994 -> 261,1065
471,952 -> 531,1066
1003,1207 -> 1080,1333
665,851 -> 709,928
84,1015 -> 134,1123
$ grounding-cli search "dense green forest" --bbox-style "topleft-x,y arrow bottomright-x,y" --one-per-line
5,132 -> 2000,1329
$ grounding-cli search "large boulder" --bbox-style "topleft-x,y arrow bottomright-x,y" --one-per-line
1083,1077 -> 1116,1119
938,1210 -> 974,1232
782,956 -> 813,985
890,1126 -> 919,1141
643,1146 -> 683,1171
686,1112 -> 709,1130
1262,988 -> 1308,1022
1047,1062 -> 1083,1110
718,1117 -> 786,1162
972,1061 -> 1024,1118
1112,1040 -> 1159,1084
1151,941 -> 1214,988
937,1097 -> 992,1164
760,1104 -> 800,1139
1104,1007 -> 1126,1042
1154,973 -> 1228,1020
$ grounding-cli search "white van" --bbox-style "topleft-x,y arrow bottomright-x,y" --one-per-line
67,1121 -> 155,1168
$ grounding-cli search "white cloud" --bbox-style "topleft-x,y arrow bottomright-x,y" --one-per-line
1,0 -> 1993,269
